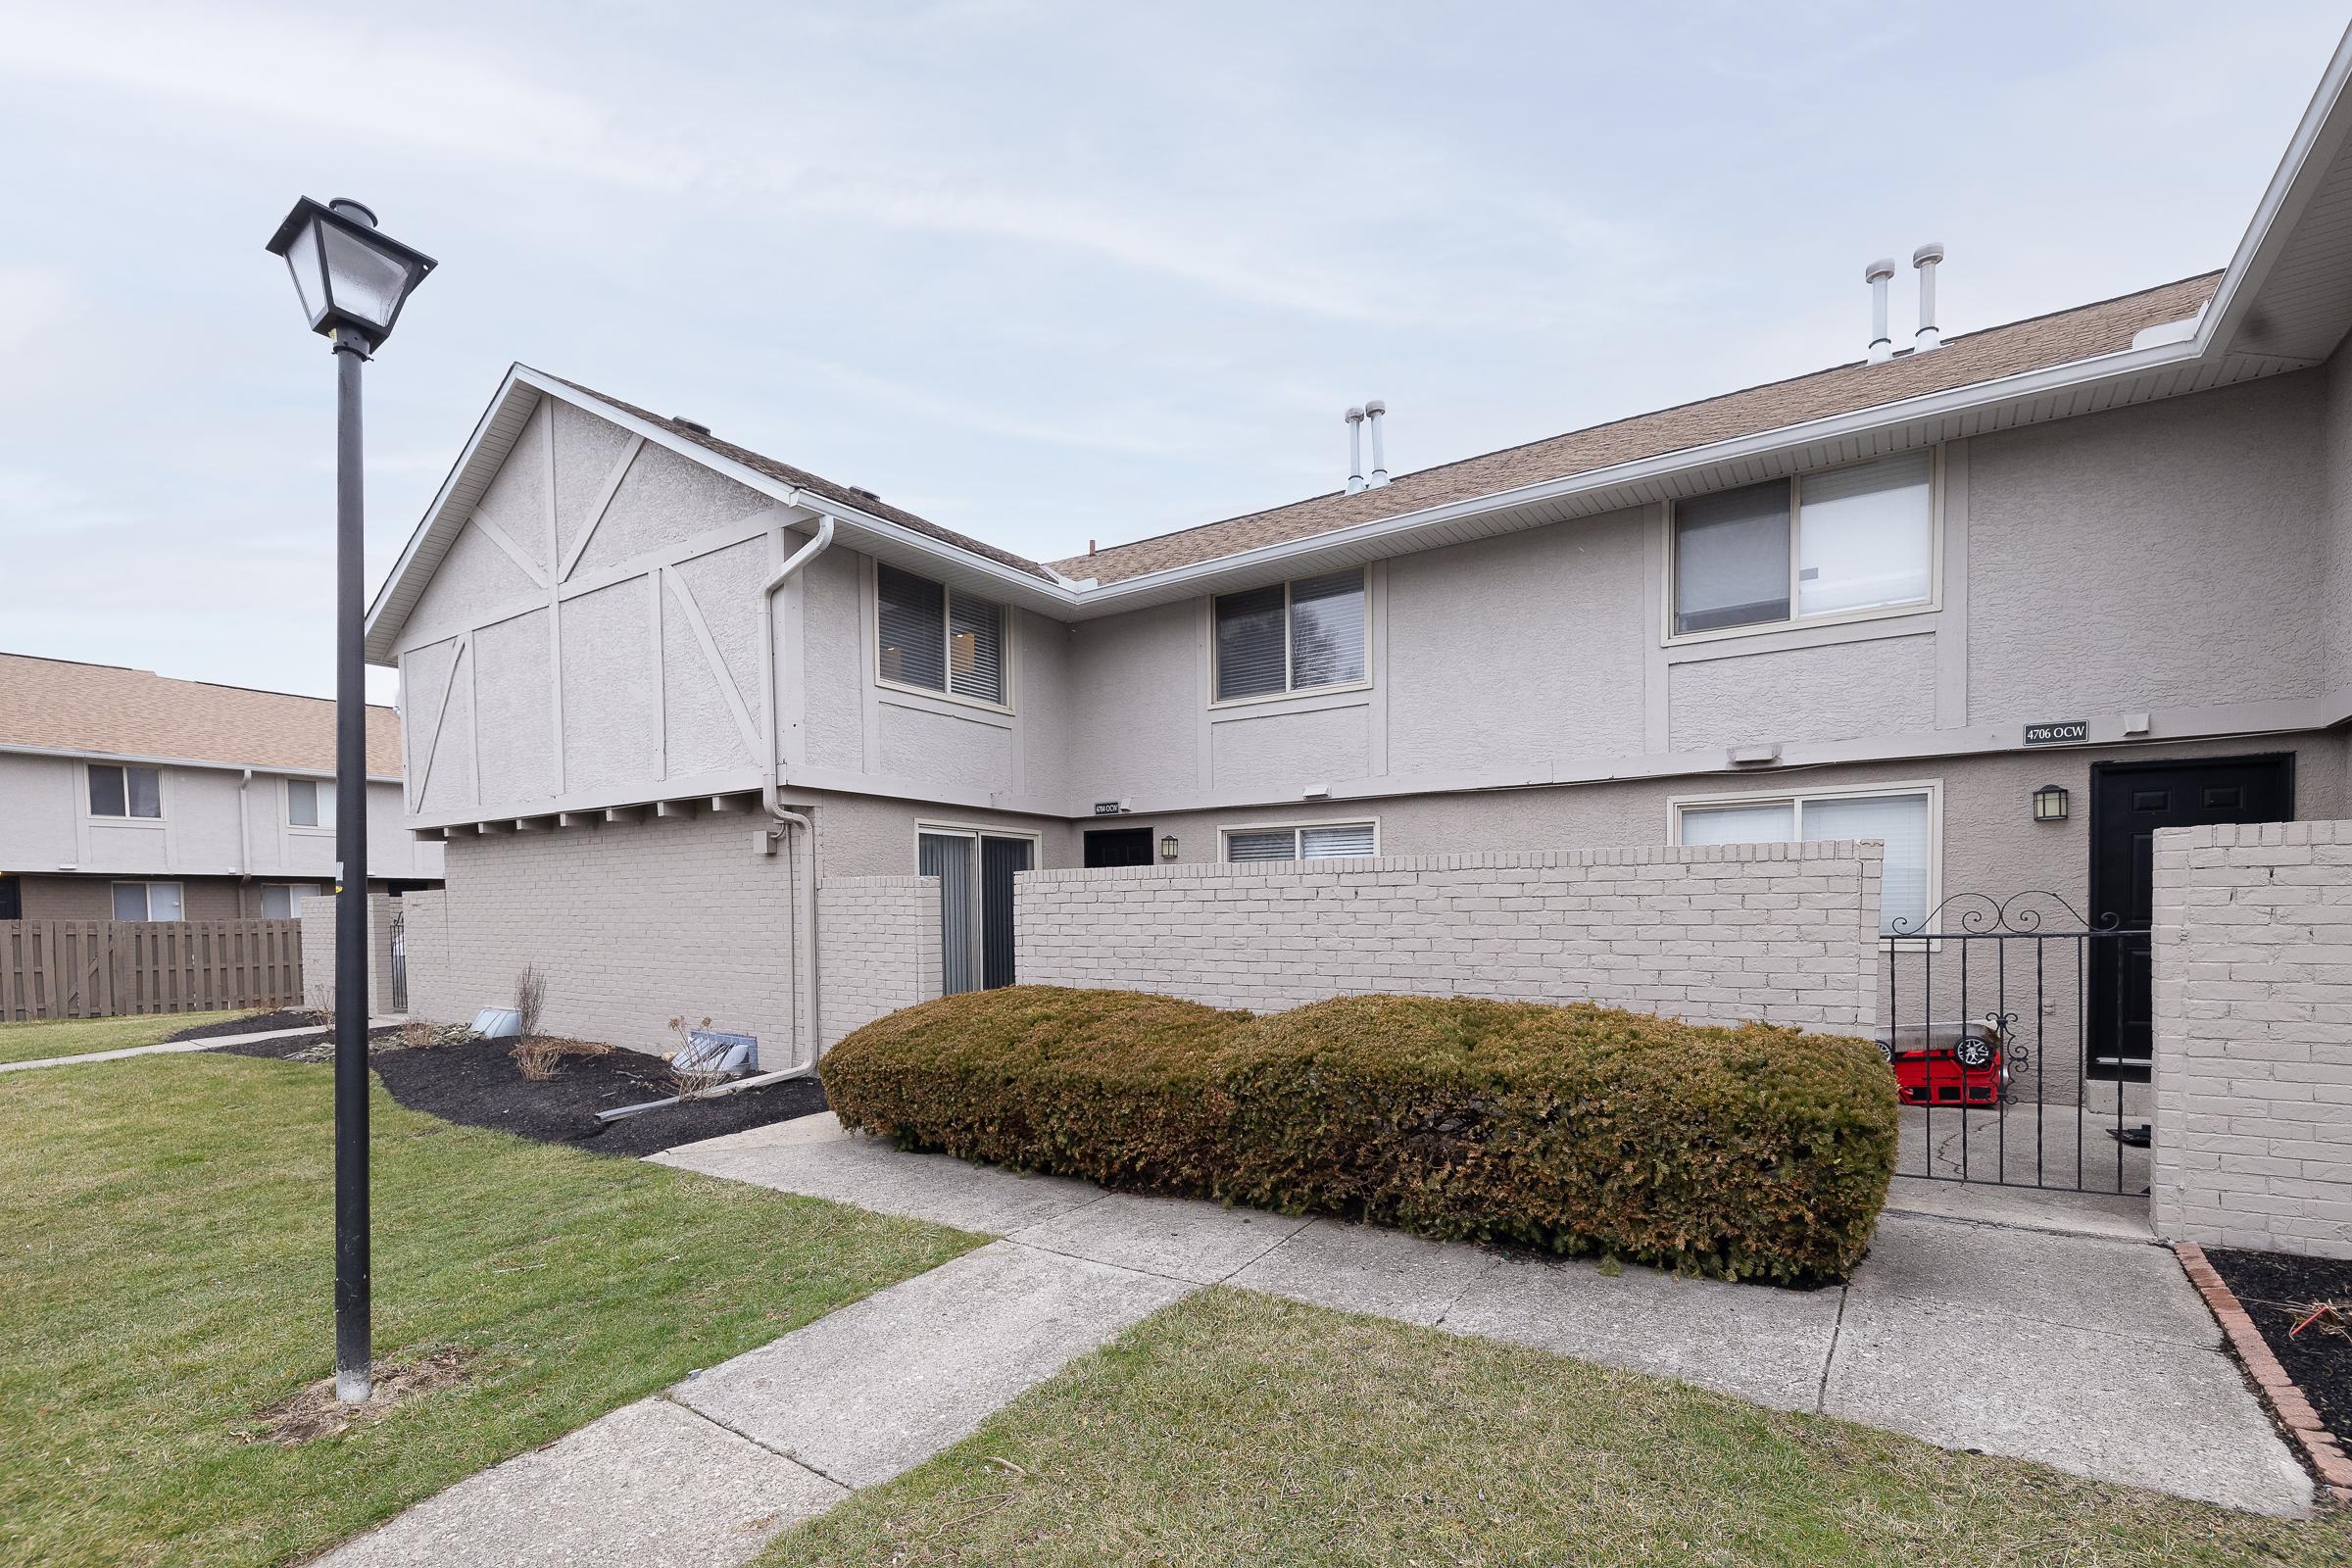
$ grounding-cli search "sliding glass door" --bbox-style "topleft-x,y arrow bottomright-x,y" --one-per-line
917,830 -> 1032,995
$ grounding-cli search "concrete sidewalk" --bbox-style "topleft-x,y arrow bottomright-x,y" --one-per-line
0,1016 -> 406,1075
318,1113 -> 2311,1567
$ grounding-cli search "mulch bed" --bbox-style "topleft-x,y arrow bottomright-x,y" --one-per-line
167,1009 -> 322,1042
2204,1247 -> 2352,1453
215,1028 -> 828,1157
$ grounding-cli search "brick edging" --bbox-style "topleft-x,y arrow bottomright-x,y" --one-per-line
2175,1242 -> 2352,1500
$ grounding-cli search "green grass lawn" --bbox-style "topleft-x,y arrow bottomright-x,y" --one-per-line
0,1052 -> 981,1568
762,1287 -> 2352,1568
0,1008 -> 260,1066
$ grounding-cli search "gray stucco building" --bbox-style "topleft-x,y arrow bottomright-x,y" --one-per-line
368,40 -> 2352,1122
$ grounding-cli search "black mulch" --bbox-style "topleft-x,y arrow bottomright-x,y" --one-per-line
167,1008 -> 323,1042
218,1030 -> 829,1157
2205,1246 -> 2352,1452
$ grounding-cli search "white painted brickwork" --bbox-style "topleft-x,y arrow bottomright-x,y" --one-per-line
2152,819 -> 2352,1259
297,892 -> 398,1014
401,811 -> 809,1065
1016,841 -> 1884,1031
818,876 -> 942,1047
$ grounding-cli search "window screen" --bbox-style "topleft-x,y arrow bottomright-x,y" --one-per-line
89,765 -> 125,817
1797,453 -> 1932,616
947,591 -> 1004,704
1289,569 -> 1366,689
126,768 -> 161,818
262,884 -> 321,919
1802,792 -> 1932,935
1225,828 -> 1299,862
1214,585 -> 1288,701
89,765 -> 161,818
1676,801 -> 1795,846
1225,823 -> 1377,862
287,779 -> 335,829
876,564 -> 947,692
1674,481 -> 1789,634
112,882 -> 147,920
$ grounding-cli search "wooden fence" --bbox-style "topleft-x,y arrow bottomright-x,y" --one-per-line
0,920 -> 305,1022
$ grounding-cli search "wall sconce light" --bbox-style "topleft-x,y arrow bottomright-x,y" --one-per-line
2032,784 -> 2070,823
1159,834 -> 1180,861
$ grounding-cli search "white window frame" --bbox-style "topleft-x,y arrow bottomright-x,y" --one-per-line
84,762 -> 165,821
1665,779 -> 1942,938
1663,447 -> 1943,647
912,821 -> 1043,991
871,562 -> 1015,715
285,777 -> 336,833
260,883 -> 324,919
1208,569 -> 1374,710
1217,816 -> 1382,862
111,880 -> 185,922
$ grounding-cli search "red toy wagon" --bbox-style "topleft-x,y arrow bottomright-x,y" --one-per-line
1875,1016 -> 2017,1107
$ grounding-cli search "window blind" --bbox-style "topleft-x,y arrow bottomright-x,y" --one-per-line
1676,801 -> 1795,846
1298,822 -> 1376,858
1801,792 -> 1932,935
947,591 -> 1004,704
1289,569 -> 1366,689
1674,480 -> 1790,634
1214,584 -> 1288,701
876,564 -> 947,691
1224,828 -> 1298,862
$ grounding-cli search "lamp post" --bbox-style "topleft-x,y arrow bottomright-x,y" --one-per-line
265,197 -> 436,1403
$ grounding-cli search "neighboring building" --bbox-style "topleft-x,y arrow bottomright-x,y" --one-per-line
0,653 -> 444,920
368,38 -> 2352,1076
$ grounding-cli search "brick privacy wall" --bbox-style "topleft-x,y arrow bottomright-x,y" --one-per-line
296,892 -> 396,1013
2151,820 -> 2352,1259
400,811 -> 811,1067
1015,842 -> 1884,1030
817,876 -> 942,1047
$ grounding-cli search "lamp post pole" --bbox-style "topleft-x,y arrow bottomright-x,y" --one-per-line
332,320 -> 373,1404
264,193 -> 435,1406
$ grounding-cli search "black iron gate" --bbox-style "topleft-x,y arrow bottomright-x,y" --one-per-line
1879,893 -> 2145,1196
388,904 -> 408,1013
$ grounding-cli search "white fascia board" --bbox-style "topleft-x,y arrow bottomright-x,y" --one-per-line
0,742 -> 401,785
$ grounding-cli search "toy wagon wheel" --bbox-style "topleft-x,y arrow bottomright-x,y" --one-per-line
1953,1035 -> 1995,1071
1877,1039 -> 1894,1064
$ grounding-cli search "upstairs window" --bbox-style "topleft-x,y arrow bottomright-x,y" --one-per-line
877,564 -> 1006,706
287,778 -> 336,829
1214,568 -> 1367,702
1223,821 -> 1378,862
1672,451 -> 1933,636
88,764 -> 162,819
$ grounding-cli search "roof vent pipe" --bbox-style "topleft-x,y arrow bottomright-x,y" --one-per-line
1865,258 -> 1896,363
1912,242 -> 1945,353
1345,407 -> 1366,494
1363,399 -> 1390,486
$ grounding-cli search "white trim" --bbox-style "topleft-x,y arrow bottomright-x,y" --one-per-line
1216,815 -> 1382,862
1661,448 -> 1943,647
557,432 -> 644,583
912,820 -> 1043,990
109,879 -> 185,922
81,760 -> 165,823
1666,778 -> 1942,936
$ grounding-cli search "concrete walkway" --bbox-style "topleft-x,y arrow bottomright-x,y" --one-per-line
0,1017 -> 406,1075
319,1113 -> 2312,1567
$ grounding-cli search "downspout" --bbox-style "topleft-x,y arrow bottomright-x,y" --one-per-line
238,768 -> 254,910
758,514 -> 834,1069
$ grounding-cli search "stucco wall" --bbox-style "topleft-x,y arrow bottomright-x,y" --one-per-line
1016,841 -> 1883,1030
401,808 -> 809,1065
1966,372 -> 2328,723
2150,819 -> 2352,1259
816,875 -> 941,1046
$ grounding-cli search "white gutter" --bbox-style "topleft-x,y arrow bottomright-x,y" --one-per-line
757,513 -> 834,1068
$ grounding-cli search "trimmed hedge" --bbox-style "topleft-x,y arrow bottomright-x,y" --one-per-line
821,987 -> 1897,1283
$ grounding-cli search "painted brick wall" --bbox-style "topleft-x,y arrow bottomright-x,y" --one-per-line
1015,841 -> 1884,1031
2151,820 -> 2352,1259
296,892 -> 398,1014
817,875 -> 942,1046
400,811 -> 810,1066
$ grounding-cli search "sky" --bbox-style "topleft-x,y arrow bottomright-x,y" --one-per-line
2,1 -> 2345,705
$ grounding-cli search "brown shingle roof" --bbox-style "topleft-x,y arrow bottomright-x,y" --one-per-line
1052,272 -> 2224,585
0,654 -> 402,776
548,377 -> 1059,582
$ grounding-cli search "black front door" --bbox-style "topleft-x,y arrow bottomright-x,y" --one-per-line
2088,755 -> 2292,1080
1084,827 -> 1154,868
